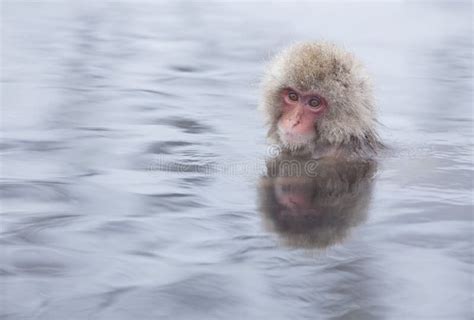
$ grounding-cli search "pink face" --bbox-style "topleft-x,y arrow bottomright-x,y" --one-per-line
277,88 -> 327,146
274,177 -> 320,216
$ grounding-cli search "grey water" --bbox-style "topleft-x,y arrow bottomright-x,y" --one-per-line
1,1 -> 472,319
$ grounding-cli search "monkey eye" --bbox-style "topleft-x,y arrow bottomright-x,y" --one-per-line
308,97 -> 321,108
288,91 -> 298,101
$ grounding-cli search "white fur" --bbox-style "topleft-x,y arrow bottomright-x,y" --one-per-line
259,41 -> 382,157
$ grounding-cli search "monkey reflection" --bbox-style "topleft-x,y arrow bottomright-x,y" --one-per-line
258,157 -> 376,249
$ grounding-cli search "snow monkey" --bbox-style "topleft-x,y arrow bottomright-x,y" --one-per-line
260,42 -> 382,158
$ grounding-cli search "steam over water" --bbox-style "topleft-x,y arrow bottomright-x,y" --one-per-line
1,2 -> 472,319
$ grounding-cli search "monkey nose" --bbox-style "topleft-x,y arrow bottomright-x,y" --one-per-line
291,118 -> 301,128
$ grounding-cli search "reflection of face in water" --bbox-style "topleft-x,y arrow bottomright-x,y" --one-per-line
258,157 -> 377,249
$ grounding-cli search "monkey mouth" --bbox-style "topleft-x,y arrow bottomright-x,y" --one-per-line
277,127 -> 315,150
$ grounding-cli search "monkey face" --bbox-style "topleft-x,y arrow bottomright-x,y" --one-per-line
277,87 -> 328,148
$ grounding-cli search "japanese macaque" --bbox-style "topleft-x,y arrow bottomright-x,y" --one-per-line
258,156 -> 376,249
260,42 -> 382,158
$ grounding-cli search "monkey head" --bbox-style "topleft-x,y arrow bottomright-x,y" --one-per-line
260,42 -> 381,157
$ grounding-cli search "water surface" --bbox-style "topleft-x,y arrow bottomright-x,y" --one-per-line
1,1 -> 472,319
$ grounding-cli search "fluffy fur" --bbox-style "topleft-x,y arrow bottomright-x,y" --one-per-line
260,41 -> 382,157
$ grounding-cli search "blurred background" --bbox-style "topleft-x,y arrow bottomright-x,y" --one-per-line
1,1 -> 472,319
